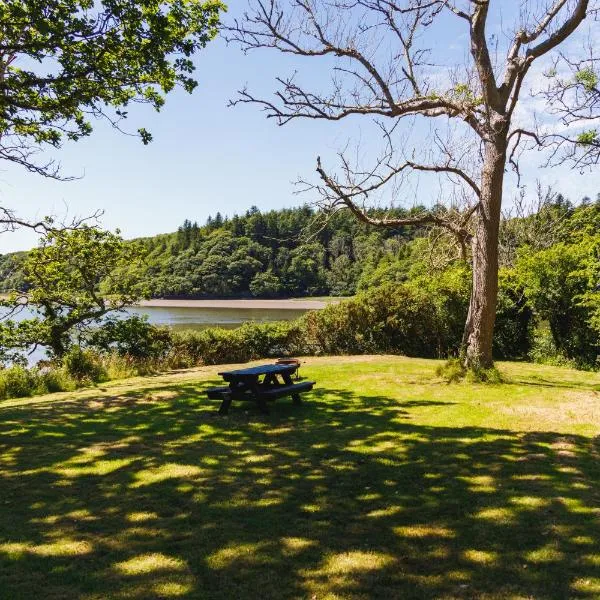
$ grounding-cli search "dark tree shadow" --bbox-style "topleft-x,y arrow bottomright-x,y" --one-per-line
0,379 -> 599,599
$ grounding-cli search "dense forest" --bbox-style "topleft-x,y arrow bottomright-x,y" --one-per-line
0,205 -> 426,298
0,195 -> 598,300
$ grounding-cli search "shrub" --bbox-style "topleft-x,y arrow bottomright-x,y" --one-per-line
102,352 -> 140,380
0,365 -> 37,399
88,316 -> 173,360
493,269 -> 534,360
436,358 -> 466,383
528,324 -> 580,369
515,238 -> 600,367
303,268 -> 469,358
436,358 -> 503,384
37,368 -> 77,394
62,346 -> 107,384
171,327 -> 248,366
170,321 -> 305,366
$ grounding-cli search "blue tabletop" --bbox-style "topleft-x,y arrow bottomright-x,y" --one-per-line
219,363 -> 296,378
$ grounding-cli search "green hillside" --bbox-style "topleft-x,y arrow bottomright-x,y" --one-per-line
0,196 -> 598,301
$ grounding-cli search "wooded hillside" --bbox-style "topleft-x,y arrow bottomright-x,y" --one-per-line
0,195 -> 597,299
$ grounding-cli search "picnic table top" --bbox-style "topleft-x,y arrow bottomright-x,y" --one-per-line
218,363 -> 297,378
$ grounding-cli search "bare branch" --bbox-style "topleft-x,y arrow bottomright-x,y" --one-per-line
314,154 -> 478,244
470,0 -> 502,110
0,207 -> 103,236
226,0 -> 484,134
527,0 -> 589,60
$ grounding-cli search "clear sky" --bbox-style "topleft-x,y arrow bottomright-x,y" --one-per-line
0,1 -> 598,253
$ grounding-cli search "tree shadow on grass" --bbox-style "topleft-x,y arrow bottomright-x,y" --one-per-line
0,380 -> 599,599
504,376 -> 600,392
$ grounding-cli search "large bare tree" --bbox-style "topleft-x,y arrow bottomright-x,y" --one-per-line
226,0 -> 596,368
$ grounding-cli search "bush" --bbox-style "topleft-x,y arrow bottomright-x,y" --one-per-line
170,321 -> 305,366
436,358 -> 466,383
102,352 -> 140,380
62,346 -> 107,384
0,363 -> 79,400
515,238 -> 600,367
88,316 -> 173,360
0,365 -> 37,399
303,268 -> 469,358
437,358 -> 503,384
528,324 -> 580,369
38,368 -> 77,394
493,269 -> 534,360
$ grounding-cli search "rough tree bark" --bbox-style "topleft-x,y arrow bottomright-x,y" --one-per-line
466,139 -> 507,367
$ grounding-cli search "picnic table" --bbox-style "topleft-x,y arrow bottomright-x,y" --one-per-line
206,363 -> 315,415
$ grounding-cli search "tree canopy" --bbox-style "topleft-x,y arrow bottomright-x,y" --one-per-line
0,0 -> 224,179
1,227 -> 147,357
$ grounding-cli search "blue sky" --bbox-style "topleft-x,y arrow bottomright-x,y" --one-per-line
0,1 -> 598,253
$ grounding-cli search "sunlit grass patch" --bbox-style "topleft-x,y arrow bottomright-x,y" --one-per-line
324,550 -> 396,573
113,553 -> 187,576
152,581 -> 194,597
206,542 -> 267,569
55,457 -> 135,478
366,506 -> 402,518
131,463 -> 203,487
126,511 -> 159,523
1,538 -> 93,558
280,537 -> 317,554
473,507 -> 517,523
571,577 -> 600,594
394,525 -> 455,539
462,549 -> 499,565
525,543 -> 565,563
508,496 -> 550,509
583,554 -> 600,566
458,474 -> 496,493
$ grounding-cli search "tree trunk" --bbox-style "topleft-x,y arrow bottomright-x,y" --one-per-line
463,137 -> 507,369
49,327 -> 67,358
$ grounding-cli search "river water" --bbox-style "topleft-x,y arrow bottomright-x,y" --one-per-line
0,304 -> 312,365
125,305 -> 309,329
0,304 -> 310,329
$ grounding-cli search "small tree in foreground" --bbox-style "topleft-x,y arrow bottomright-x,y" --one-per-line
1,228 -> 147,358
227,0 -> 596,368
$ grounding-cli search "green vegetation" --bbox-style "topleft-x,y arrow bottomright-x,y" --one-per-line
0,271 -> 530,401
1,356 -> 599,599
0,196 -> 598,400
575,67 -> 599,92
0,0 -> 224,178
2,196 -> 597,304
577,130 -> 598,145
0,228 -> 147,358
0,194 -> 597,387
0,205 -> 442,298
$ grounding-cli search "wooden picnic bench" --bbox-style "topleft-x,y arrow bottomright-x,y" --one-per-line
207,363 -> 315,415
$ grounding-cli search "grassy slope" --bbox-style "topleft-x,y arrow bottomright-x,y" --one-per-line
1,356 -> 599,600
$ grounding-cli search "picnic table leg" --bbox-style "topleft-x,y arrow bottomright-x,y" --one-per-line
257,395 -> 269,415
218,391 -> 232,415
251,378 -> 270,415
282,372 -> 302,405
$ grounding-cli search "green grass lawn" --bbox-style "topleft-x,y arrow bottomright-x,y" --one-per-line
1,356 -> 600,600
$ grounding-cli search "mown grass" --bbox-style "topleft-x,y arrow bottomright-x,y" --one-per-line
1,356 -> 600,600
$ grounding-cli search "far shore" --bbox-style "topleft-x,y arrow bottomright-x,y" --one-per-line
136,298 -> 342,310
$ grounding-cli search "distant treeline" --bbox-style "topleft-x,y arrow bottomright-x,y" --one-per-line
0,196 -> 598,300
0,205 -> 426,298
